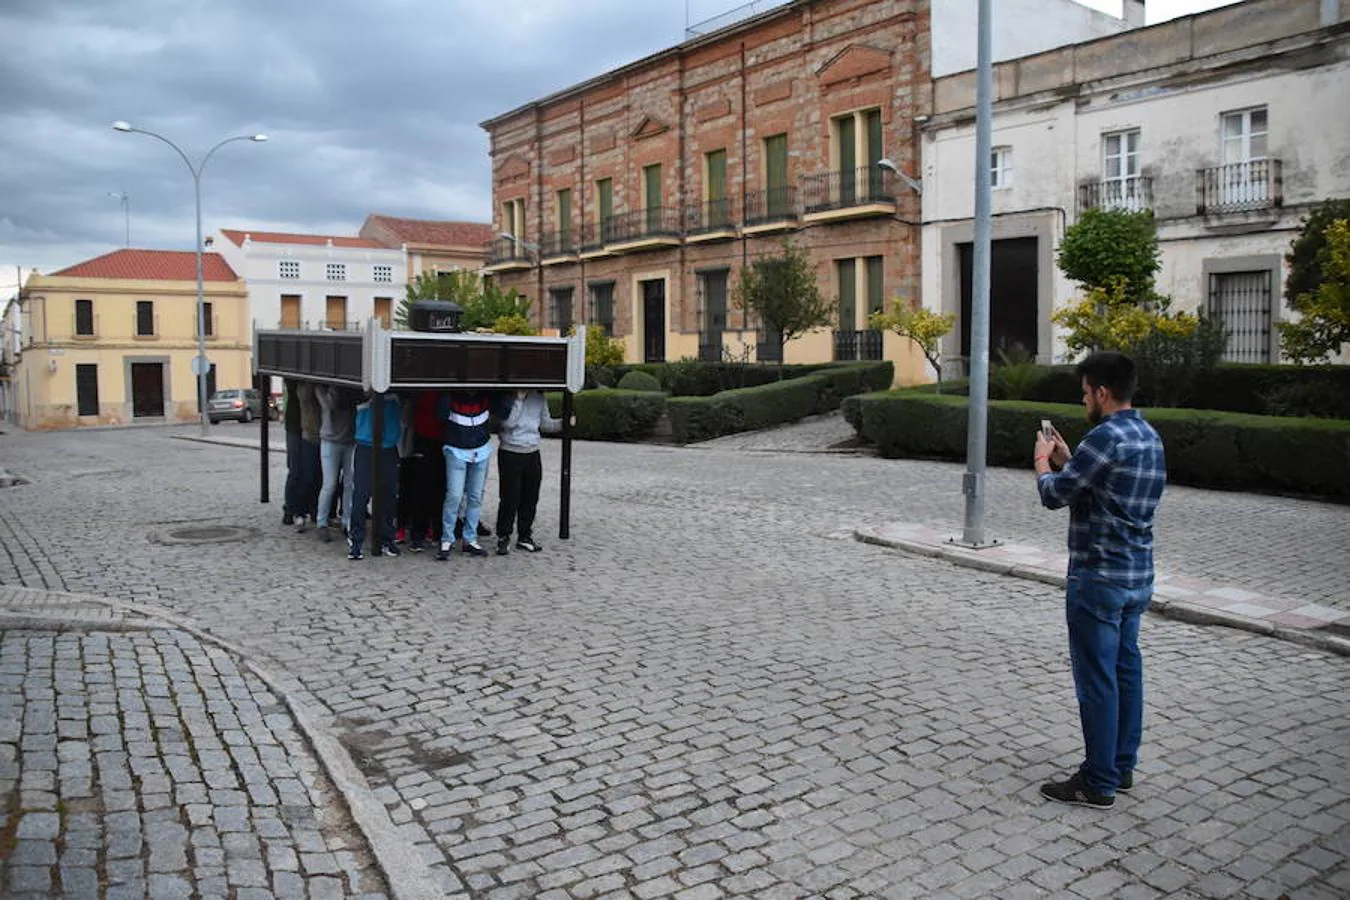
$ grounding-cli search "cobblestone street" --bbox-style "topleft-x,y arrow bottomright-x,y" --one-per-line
1,421 -> 1348,898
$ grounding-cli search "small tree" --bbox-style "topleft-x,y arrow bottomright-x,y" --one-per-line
1286,199 -> 1350,303
733,240 -> 833,377
868,303 -> 954,388
1281,218 -> 1350,363
394,271 -> 531,331
1056,208 -> 1161,305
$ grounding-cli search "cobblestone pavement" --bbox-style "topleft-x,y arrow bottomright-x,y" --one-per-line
0,594 -> 388,898
1,424 -> 1348,898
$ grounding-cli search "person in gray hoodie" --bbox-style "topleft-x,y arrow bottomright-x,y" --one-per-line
315,384 -> 359,543
492,390 -> 565,554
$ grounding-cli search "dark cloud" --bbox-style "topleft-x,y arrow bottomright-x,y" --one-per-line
0,0 -> 766,274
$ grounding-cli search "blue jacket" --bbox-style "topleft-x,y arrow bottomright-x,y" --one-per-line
354,394 -> 402,448
439,392 -> 492,450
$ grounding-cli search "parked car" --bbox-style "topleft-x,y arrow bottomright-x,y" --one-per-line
208,388 -> 271,424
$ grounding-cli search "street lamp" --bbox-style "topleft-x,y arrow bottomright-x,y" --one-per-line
876,158 -> 923,196
498,232 -> 539,255
108,191 -> 130,247
112,120 -> 267,434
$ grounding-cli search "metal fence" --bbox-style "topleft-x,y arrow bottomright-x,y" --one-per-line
803,167 -> 895,214
1207,270 -> 1272,363
1079,177 -> 1153,214
744,187 -> 798,226
1197,159 -> 1283,214
832,329 -> 884,361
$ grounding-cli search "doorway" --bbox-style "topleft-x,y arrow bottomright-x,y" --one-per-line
641,279 -> 666,363
959,237 -> 1039,363
130,362 -> 165,418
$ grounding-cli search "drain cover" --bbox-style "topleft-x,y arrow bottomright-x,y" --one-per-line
156,525 -> 257,546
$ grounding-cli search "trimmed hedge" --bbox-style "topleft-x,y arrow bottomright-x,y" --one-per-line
669,361 -> 892,443
607,361 -> 838,397
850,390 -> 1350,501
616,370 -> 663,392
544,389 -> 666,442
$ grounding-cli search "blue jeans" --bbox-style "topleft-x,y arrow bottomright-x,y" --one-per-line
317,441 -> 355,530
442,449 -> 489,546
349,444 -> 398,552
1066,572 -> 1152,795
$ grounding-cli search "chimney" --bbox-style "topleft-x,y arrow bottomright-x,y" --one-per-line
1123,0 -> 1146,28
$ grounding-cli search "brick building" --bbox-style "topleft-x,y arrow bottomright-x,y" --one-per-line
479,0 -> 1135,378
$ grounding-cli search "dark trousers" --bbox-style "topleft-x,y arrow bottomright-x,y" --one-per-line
496,449 -> 542,542
298,439 -> 321,518
350,444 -> 398,551
283,431 -> 303,516
408,435 -> 447,541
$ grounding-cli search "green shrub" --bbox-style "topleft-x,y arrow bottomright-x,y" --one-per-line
545,390 -> 665,442
849,390 -> 1350,500
616,370 -> 663,393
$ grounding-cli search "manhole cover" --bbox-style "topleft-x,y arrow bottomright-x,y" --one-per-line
155,525 -> 258,546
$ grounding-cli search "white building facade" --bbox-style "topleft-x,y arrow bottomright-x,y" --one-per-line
213,229 -> 408,333
920,0 -> 1350,371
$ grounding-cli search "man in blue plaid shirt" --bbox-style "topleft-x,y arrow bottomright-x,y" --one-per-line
1034,351 -> 1166,809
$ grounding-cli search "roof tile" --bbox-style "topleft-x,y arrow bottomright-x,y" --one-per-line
49,249 -> 239,282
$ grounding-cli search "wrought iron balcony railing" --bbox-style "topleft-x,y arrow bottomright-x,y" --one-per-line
833,329 -> 884,362
1197,159 -> 1283,215
803,167 -> 896,214
684,198 -> 735,234
607,207 -> 683,244
744,186 -> 798,227
1079,176 -> 1154,214
540,229 -> 577,258
487,236 -> 529,265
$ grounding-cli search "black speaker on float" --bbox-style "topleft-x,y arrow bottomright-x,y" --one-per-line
409,300 -> 463,333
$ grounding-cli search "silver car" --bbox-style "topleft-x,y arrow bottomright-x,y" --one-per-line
208,388 -> 268,424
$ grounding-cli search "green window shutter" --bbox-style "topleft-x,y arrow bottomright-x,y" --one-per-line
707,150 -> 727,225
837,259 -> 856,331
837,117 -> 856,173
644,164 -> 662,231
597,179 -> 613,240
765,134 -> 787,191
865,256 -> 884,316
558,189 -> 572,245
865,109 -> 883,169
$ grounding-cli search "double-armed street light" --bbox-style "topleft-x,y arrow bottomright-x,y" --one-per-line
112,120 -> 267,434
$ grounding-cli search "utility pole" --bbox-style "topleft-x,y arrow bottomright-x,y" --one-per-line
961,0 -> 995,547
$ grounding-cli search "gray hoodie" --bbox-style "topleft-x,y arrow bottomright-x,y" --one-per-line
316,385 -> 356,444
498,391 -> 561,454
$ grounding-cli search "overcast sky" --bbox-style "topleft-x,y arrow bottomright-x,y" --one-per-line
1,0 -> 1239,293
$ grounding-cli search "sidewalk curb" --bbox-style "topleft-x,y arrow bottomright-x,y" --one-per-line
172,433 -> 286,454
854,528 -> 1350,659
0,587 -> 454,900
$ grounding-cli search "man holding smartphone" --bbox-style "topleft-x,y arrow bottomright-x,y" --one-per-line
1033,351 -> 1166,809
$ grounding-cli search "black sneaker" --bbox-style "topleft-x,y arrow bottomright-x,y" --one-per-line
1040,773 -> 1114,808
347,541 -> 363,561
516,538 -> 542,553
296,515 -> 310,534
477,522 -> 492,537
1117,771 -> 1133,794
381,542 -> 401,558
462,541 -> 488,558
435,541 -> 453,561
282,513 -> 294,526
408,539 -> 425,553
496,538 -> 510,556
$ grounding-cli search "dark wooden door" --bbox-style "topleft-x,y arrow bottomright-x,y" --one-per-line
76,364 -> 99,416
959,237 -> 1039,363
130,362 -> 164,418
642,280 -> 666,363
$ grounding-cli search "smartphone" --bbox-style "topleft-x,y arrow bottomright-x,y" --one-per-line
1040,419 -> 1054,440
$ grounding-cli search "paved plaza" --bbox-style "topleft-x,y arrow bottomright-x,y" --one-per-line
1,419 -> 1348,898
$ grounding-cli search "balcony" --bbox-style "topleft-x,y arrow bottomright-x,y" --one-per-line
802,167 -> 897,223
483,236 -> 532,274
578,221 -> 613,259
606,207 -> 682,253
1079,177 -> 1154,214
318,320 -> 361,331
833,329 -> 884,362
539,229 -> 578,265
743,187 -> 799,234
684,199 -> 737,243
1197,159 -> 1283,216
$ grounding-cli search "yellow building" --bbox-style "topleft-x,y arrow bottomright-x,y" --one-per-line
11,249 -> 251,430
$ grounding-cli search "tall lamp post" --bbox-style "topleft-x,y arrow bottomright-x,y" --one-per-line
112,121 -> 267,435
108,191 -> 130,247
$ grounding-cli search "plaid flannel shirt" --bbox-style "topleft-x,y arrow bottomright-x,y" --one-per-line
1037,409 -> 1166,587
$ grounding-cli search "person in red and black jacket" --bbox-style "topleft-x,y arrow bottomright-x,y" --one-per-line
436,390 -> 495,560
399,390 -> 446,553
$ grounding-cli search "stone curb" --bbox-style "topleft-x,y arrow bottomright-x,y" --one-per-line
0,587 -> 453,900
172,433 -> 286,454
854,528 -> 1350,659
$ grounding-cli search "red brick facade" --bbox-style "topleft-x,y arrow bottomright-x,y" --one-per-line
482,0 -> 931,372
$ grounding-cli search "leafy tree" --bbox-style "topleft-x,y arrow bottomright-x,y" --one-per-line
490,314 -> 537,336
574,324 -> 624,367
1286,199 -> 1350,304
394,270 -> 531,332
1281,218 -> 1350,363
1056,208 -> 1161,305
733,240 -> 833,377
868,303 -> 954,389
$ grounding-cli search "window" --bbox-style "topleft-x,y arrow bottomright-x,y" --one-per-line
373,264 -> 393,283
834,257 -> 885,360
280,295 -> 301,329
836,259 -> 857,331
1208,270 -> 1272,363
596,178 -> 614,242
589,281 -> 615,336
75,299 -> 94,336
765,133 -> 789,215
557,188 -> 572,248
374,297 -> 392,328
200,301 -> 214,337
705,149 -> 728,226
326,263 -> 346,281
76,364 -> 99,416
991,147 -> 1012,188
549,287 -> 574,334
325,296 -> 347,330
1102,130 -> 1143,210
865,256 -> 885,317
1222,107 -> 1268,165
279,260 -> 300,279
643,164 -> 663,232
502,198 -> 526,239
136,300 -> 154,336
